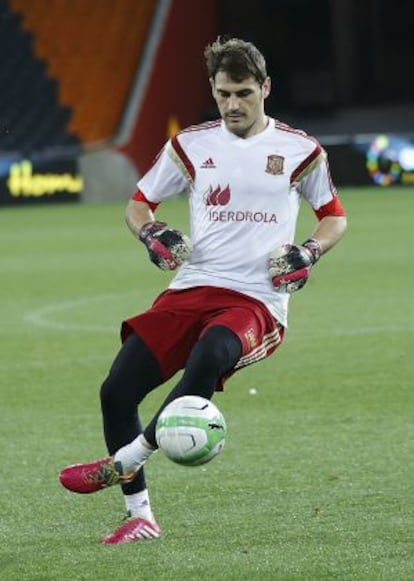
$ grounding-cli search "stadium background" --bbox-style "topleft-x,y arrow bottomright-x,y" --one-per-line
1,0 -> 413,205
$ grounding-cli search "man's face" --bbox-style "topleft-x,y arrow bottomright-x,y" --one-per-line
210,72 -> 270,138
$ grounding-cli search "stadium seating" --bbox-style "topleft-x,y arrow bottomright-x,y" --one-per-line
0,0 -> 155,155
0,0 -> 78,154
8,0 -> 156,145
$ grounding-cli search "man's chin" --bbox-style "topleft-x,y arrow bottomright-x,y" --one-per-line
225,119 -> 247,136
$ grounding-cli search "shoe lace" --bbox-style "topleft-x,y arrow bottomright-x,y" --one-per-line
86,462 -> 120,487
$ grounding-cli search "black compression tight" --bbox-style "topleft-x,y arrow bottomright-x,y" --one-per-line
100,333 -> 161,494
100,325 -> 242,494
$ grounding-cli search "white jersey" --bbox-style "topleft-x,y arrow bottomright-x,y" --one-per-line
137,117 -> 337,326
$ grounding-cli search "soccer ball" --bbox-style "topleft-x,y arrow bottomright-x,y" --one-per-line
155,395 -> 227,466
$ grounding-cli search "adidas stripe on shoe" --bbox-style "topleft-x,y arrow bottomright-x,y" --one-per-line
102,516 -> 161,544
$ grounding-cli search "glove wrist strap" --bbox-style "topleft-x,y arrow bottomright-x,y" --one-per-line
139,221 -> 167,242
302,238 -> 323,263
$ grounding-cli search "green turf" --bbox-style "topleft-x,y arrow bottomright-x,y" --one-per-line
1,188 -> 413,580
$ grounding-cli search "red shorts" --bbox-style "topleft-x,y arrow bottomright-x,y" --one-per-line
122,286 -> 284,389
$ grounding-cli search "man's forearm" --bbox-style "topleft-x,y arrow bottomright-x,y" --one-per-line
125,199 -> 155,239
309,216 -> 347,254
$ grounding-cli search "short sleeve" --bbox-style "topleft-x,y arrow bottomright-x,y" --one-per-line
137,140 -> 190,203
296,149 -> 338,211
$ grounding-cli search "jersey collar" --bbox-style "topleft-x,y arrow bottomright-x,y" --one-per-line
221,116 -> 274,146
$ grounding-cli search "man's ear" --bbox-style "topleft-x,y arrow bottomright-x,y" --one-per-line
209,77 -> 215,95
262,77 -> 271,99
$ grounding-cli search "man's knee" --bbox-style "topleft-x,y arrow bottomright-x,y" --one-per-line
189,326 -> 242,374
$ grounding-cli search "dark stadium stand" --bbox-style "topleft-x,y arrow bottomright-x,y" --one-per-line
8,0 -> 156,145
0,0 -> 78,154
0,0 -> 156,156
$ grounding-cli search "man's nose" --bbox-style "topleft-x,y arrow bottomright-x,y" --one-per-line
227,95 -> 240,111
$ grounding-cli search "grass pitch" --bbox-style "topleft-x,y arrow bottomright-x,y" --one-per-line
0,187 -> 413,580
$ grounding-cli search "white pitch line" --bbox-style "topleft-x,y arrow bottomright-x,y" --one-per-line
23,293 -> 413,337
23,292 -> 139,333
0,353 -> 110,372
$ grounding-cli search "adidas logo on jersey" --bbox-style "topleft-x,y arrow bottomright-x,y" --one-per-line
200,157 -> 216,169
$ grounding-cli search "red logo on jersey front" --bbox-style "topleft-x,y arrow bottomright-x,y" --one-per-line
204,184 -> 231,206
265,154 -> 284,175
205,184 -> 278,224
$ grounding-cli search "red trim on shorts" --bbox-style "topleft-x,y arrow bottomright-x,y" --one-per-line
314,196 -> 346,220
131,189 -> 159,212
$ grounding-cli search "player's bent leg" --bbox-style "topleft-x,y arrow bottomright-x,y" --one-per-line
100,333 -> 163,455
143,325 -> 242,446
177,325 -> 243,396
59,333 -> 163,494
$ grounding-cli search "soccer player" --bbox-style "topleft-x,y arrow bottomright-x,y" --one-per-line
59,37 -> 347,544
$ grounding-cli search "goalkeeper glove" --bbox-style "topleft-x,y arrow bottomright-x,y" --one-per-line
139,221 -> 192,271
268,238 -> 322,293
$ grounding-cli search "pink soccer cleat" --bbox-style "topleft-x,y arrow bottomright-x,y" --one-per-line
102,516 -> 161,544
59,457 -> 136,494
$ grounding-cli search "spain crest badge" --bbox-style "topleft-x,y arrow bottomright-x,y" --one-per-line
265,154 -> 285,175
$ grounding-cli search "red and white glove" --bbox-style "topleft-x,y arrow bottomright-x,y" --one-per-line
139,221 -> 192,271
268,238 -> 322,293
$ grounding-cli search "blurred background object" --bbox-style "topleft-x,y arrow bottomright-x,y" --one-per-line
0,0 -> 413,205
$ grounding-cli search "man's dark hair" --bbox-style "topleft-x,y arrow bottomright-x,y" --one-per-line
204,36 -> 267,85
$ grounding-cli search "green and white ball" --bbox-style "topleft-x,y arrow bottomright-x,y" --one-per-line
155,395 -> 226,466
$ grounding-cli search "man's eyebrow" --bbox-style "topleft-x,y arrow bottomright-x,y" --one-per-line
216,88 -> 254,95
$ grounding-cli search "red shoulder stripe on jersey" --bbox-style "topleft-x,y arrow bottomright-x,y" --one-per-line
274,120 -> 309,139
314,196 -> 346,220
171,135 -> 195,180
290,144 -> 322,184
131,189 -> 159,211
179,119 -> 221,134
324,156 -> 338,197
275,120 -> 321,152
